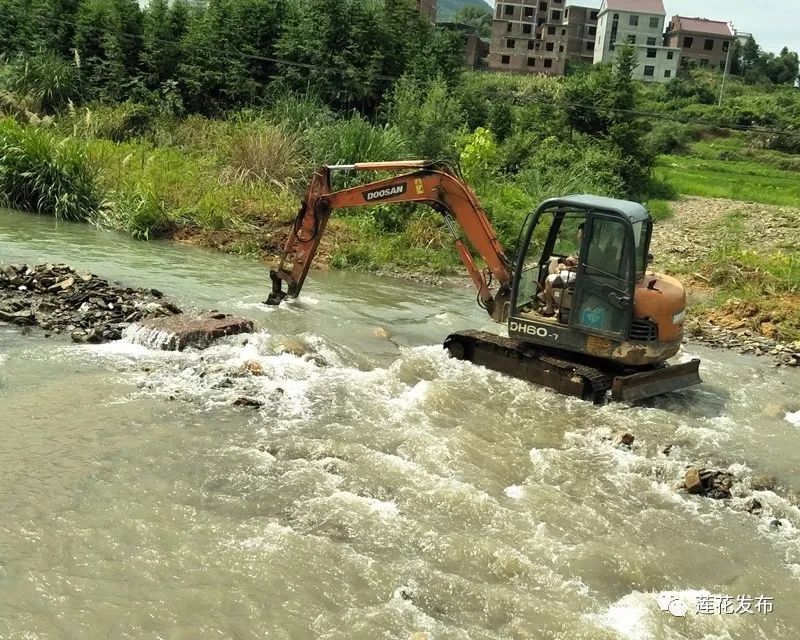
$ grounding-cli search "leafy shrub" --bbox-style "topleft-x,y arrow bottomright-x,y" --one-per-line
387,74 -> 465,159
0,119 -> 103,221
646,122 -> 695,154
459,127 -> 501,185
1,53 -> 81,114
266,90 -> 334,132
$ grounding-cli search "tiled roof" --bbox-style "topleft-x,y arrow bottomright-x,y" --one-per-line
668,16 -> 733,37
603,0 -> 666,15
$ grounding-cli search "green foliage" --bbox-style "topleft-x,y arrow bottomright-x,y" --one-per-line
452,5 -> 492,37
69,101 -> 158,142
1,52 -> 81,114
459,127 -> 500,184
220,121 -> 308,188
387,75 -> 465,159
0,118 -> 103,221
308,115 -> 409,167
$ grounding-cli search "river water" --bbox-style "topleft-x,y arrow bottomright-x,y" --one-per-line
1,208 -> 800,639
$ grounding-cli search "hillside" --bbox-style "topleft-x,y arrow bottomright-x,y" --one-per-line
437,0 -> 492,22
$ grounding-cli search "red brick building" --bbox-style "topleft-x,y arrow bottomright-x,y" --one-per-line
664,16 -> 734,71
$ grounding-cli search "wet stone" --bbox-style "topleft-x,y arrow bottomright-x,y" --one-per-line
681,466 -> 733,499
132,313 -> 254,351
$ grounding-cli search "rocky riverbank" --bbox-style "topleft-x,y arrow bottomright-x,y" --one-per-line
0,262 -> 181,343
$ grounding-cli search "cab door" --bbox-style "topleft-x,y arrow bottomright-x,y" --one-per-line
571,214 -> 636,339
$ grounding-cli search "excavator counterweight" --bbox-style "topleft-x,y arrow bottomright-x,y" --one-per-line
266,161 -> 701,403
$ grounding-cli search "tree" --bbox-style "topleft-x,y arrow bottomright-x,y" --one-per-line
453,6 -> 492,38
73,0 -> 144,101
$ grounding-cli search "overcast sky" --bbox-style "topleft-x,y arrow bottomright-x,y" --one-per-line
488,1 -> 798,54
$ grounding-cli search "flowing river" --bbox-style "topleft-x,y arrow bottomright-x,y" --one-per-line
1,208 -> 800,639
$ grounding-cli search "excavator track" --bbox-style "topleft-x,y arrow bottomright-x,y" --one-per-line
443,330 -> 701,403
443,330 -> 613,402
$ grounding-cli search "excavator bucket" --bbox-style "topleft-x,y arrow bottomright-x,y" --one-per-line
610,359 -> 702,403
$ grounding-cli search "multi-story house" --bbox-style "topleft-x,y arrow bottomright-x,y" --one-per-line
417,0 -> 438,23
563,5 -> 599,66
489,1 -> 600,75
593,0 -> 679,83
664,16 -> 734,71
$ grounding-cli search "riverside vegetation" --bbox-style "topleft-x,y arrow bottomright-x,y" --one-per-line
0,0 -> 799,344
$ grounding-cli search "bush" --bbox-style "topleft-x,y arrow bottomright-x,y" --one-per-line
220,121 -> 308,188
387,74 -> 465,159
71,102 -> 158,142
92,183 -> 174,240
1,53 -> 81,114
646,122 -> 695,155
0,119 -> 103,221
308,115 -> 409,167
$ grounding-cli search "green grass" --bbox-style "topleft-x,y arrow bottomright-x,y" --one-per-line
645,199 -> 672,221
656,154 -> 800,207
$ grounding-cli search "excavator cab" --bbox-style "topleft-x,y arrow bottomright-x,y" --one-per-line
511,196 -> 648,341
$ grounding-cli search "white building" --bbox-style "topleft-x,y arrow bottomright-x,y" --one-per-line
593,0 -> 680,83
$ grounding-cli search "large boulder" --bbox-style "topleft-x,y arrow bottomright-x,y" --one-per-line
131,312 -> 254,351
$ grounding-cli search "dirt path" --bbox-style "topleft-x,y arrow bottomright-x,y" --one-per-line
652,196 -> 799,267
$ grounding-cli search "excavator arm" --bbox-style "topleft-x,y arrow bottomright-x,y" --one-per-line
265,161 -> 514,322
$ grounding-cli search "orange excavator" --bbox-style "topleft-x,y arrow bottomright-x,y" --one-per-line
266,160 -> 701,402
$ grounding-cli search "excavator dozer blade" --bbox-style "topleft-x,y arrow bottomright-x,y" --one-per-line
610,359 -> 702,403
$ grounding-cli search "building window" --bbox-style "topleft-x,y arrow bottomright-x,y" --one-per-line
565,8 -> 569,19
667,51 -> 674,59
507,39 -> 516,48
587,41 -> 594,51
544,58 -> 553,68
646,48 -> 656,58
559,45 -> 564,52
539,1 -> 547,10
495,6 -> 502,18
588,26 -> 596,36
501,55 -> 510,64
680,56 -> 688,67
629,15 -> 639,26
644,65 -> 655,77
700,58 -> 709,67
664,69 -> 672,78
590,10 -> 598,21
537,17 -> 545,26
547,25 -> 556,35
528,57 -> 536,66
506,23 -> 512,32
610,14 -> 619,47
647,37 -> 656,45
627,34 -> 636,44
684,36 -> 694,47
649,17 -> 659,29
546,42 -> 555,51
523,24 -> 532,34
504,5 -> 514,16
704,39 -> 714,51
525,7 -> 534,17
551,10 -> 561,20
723,40 -> 730,52
561,29 -> 566,36
528,40 -> 535,50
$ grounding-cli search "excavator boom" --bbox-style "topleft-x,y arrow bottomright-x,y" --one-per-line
265,161 -> 513,322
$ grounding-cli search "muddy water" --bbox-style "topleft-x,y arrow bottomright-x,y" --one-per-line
1,208 -> 800,640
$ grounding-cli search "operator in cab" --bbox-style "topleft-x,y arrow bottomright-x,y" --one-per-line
540,223 -> 583,317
